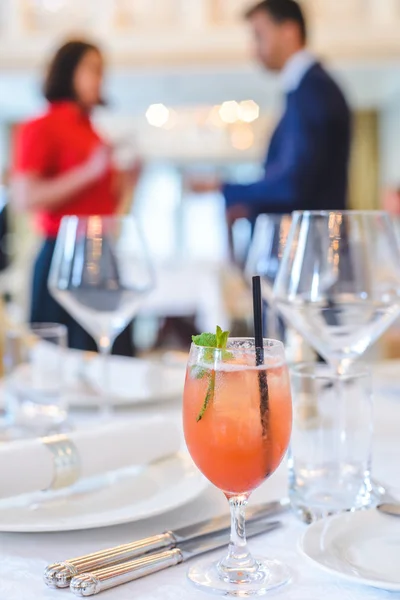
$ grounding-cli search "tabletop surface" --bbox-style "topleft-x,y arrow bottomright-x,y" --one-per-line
1,384 -> 400,600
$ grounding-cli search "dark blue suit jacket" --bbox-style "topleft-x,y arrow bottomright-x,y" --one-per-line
223,63 -> 351,216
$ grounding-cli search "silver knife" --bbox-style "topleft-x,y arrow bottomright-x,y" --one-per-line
45,499 -> 289,588
70,519 -> 282,597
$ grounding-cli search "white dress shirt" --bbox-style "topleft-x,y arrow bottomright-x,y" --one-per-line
280,49 -> 317,93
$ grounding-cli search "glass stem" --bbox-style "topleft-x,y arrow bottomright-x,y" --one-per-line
218,495 -> 258,583
331,361 -> 350,488
98,336 -> 113,418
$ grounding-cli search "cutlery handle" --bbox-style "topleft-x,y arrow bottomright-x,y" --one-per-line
70,549 -> 183,596
44,532 -> 175,588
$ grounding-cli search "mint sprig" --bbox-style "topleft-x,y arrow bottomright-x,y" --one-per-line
192,326 -> 230,422
192,332 -> 218,347
196,374 -> 216,422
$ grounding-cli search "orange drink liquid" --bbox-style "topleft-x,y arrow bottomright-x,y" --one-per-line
183,358 -> 292,496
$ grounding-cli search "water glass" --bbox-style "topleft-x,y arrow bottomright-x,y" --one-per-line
4,323 -> 68,436
289,363 -> 374,523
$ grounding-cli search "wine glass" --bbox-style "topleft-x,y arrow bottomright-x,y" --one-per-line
245,214 -> 292,340
48,215 -> 154,413
183,338 -> 292,596
274,211 -> 400,374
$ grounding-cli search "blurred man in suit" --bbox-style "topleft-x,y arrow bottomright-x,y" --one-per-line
191,0 -> 352,223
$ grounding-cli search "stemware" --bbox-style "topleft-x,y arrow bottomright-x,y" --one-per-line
245,214 -> 292,339
273,211 -> 400,374
183,338 -> 292,596
48,215 -> 154,413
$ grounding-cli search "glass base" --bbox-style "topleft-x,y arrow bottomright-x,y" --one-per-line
188,557 -> 291,597
290,480 -> 381,524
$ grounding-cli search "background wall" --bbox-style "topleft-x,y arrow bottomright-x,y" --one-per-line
1,0 -> 400,331
350,111 -> 379,210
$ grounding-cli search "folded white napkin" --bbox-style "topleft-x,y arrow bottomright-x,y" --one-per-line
0,417 -> 180,499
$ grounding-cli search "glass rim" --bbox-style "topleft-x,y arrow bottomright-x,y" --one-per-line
292,210 -> 389,218
290,362 -> 370,381
191,337 -> 284,352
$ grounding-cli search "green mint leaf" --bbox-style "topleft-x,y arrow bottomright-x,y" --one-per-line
216,326 -> 223,347
192,333 -> 217,348
204,348 -> 216,363
217,329 -> 229,350
196,371 -> 216,422
192,326 -> 230,422
192,327 -> 229,350
222,349 -> 234,361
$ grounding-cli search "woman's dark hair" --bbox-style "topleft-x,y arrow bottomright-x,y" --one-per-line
43,40 -> 103,103
245,0 -> 307,43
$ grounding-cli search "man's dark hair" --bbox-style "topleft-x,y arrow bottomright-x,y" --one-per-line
245,0 -> 307,43
44,40 -> 103,103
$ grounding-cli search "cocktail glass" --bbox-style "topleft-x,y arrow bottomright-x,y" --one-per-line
183,338 -> 292,596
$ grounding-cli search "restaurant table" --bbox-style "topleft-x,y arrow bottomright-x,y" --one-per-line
1,384 -> 400,600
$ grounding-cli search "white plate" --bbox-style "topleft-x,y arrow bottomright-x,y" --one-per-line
300,510 -> 400,592
65,353 -> 185,408
0,453 -> 208,532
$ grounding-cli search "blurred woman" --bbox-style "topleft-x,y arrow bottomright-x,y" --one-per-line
12,40 -> 139,354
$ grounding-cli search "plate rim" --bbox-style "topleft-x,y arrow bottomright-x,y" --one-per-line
0,453 -> 209,533
299,511 -> 400,592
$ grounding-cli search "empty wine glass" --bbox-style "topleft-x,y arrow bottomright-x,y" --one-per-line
245,214 -> 292,339
274,211 -> 400,374
48,216 -> 154,413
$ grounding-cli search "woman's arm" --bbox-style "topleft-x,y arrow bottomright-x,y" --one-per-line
12,146 -> 110,212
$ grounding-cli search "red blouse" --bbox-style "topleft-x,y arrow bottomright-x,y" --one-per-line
13,101 -> 118,237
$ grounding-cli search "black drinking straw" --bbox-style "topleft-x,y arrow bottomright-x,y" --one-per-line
252,276 -> 270,438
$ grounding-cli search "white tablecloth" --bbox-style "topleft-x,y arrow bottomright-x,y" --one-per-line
1,390 -> 400,600
139,261 -> 229,332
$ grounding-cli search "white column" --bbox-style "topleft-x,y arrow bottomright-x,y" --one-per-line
179,0 -> 209,28
311,0 -> 363,20
370,0 -> 400,23
217,0 -> 248,23
3,0 -> 25,37
90,0 -> 115,35
125,0 -> 176,27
